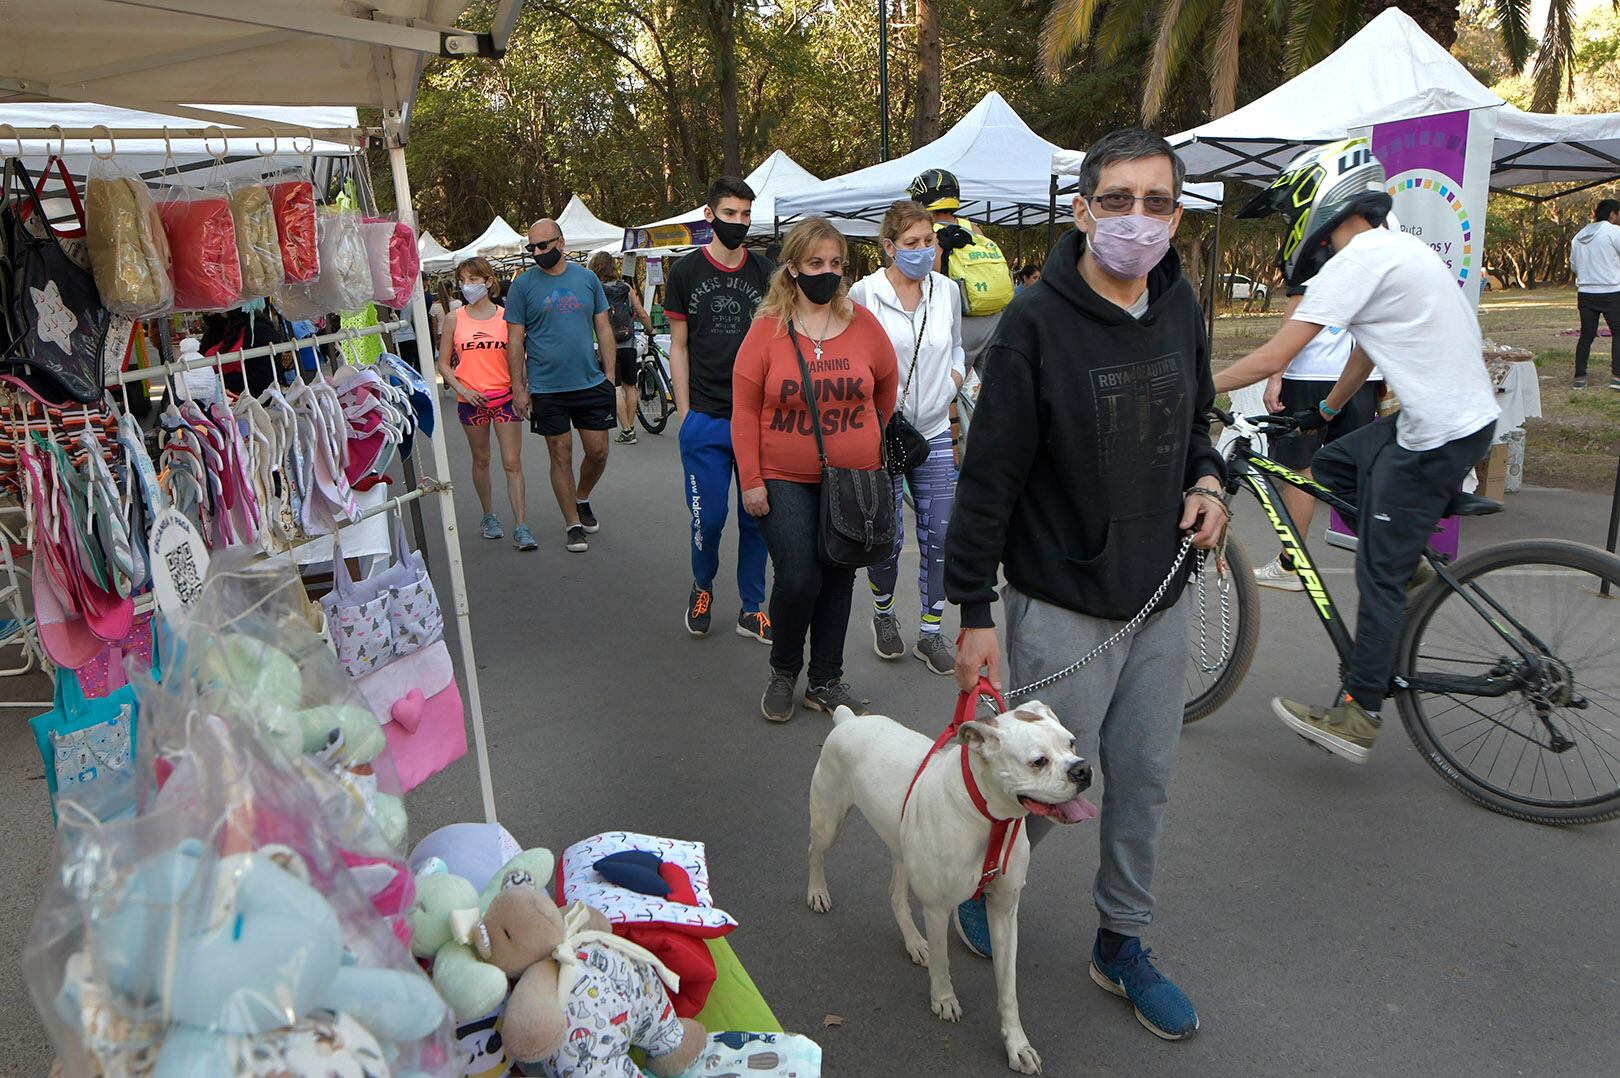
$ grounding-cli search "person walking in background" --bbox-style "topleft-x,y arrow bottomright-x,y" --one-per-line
666,177 -> 775,642
946,129 -> 1226,1039
848,199 -> 965,675
437,257 -> 533,550
1239,289 -> 1378,590
908,168 -> 1013,376
590,251 -> 656,445
506,218 -> 617,553
733,218 -> 897,722
1571,198 -> 1620,390
1015,265 -> 1042,291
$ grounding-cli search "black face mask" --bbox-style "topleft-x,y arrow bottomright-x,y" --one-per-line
794,270 -> 842,306
533,247 -> 563,270
710,219 -> 750,250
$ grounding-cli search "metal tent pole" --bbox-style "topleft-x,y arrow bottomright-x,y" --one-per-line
1206,207 -> 1224,343
386,135 -> 498,824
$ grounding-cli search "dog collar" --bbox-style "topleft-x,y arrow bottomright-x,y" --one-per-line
902,677 -> 1024,900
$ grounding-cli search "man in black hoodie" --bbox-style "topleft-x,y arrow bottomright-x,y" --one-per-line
944,129 -> 1226,1041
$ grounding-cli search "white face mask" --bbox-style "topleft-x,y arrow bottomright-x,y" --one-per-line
460,282 -> 489,303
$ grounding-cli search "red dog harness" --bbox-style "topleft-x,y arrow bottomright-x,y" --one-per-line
901,676 -> 1023,900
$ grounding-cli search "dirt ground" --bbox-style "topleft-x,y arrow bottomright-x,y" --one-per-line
1209,286 -> 1620,493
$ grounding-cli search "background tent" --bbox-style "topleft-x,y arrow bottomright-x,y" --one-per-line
1490,107 -> 1620,198
449,215 -> 527,265
777,92 -> 1068,233
556,194 -> 624,254
418,230 -> 455,273
624,149 -> 821,251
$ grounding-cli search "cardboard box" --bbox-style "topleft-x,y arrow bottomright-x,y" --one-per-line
1476,442 -> 1508,501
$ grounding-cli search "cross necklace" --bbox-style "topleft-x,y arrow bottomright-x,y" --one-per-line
797,306 -> 835,361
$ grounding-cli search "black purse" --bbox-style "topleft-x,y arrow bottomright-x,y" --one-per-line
787,323 -> 896,568
883,276 -> 932,476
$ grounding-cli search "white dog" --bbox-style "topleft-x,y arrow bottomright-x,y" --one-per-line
806,701 -> 1095,1074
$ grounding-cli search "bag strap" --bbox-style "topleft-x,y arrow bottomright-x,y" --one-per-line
897,277 -> 929,413
786,320 -> 891,473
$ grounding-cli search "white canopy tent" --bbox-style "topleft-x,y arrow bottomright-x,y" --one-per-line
418,230 -> 455,274
1491,107 -> 1620,198
556,194 -> 624,254
446,215 -> 527,265
624,149 -> 822,251
0,0 -> 520,824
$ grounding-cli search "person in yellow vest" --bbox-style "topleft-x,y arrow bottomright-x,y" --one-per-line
908,169 -> 1014,376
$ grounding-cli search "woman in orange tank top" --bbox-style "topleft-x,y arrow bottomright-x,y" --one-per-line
436,257 -> 534,549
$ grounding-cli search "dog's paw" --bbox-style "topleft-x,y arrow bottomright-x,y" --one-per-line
930,993 -> 962,1022
1005,1040 -> 1042,1074
807,888 -> 832,914
905,937 -> 929,967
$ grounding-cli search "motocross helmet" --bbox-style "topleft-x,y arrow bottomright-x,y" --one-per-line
908,168 -> 961,212
1238,138 -> 1391,287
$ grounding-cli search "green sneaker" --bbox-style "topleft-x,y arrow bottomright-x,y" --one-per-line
1271,695 -> 1380,764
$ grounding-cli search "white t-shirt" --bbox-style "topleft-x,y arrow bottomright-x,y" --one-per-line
1295,228 -> 1498,451
1571,220 -> 1620,294
1282,322 -> 1380,382
849,269 -> 966,439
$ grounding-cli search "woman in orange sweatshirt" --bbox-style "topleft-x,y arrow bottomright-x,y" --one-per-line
733,218 -> 899,722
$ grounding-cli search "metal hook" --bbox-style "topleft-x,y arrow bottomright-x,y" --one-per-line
255,126 -> 279,158
203,125 -> 228,160
89,124 -> 117,160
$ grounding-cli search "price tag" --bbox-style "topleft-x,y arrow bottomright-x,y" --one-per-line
149,508 -> 211,617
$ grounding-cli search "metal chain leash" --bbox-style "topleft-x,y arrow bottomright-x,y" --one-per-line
1191,541 -> 1235,674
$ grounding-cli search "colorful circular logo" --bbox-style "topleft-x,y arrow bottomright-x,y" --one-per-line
1386,170 -> 1473,291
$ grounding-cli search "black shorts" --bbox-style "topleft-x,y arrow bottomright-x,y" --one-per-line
1271,379 -> 1379,470
530,381 -> 617,437
615,346 -> 638,385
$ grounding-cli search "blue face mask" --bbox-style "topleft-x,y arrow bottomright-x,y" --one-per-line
890,244 -> 936,281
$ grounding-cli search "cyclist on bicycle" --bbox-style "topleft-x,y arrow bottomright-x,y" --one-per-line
1214,138 -> 1498,763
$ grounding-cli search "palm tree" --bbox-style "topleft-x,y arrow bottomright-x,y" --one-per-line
1040,0 -> 1592,122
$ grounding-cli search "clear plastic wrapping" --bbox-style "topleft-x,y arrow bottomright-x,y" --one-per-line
267,173 -> 319,284
84,157 -> 173,318
361,217 -> 422,310
156,183 -> 243,313
229,181 -> 283,302
275,209 -> 372,320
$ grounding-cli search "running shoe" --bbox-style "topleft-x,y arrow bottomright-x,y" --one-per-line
686,587 -> 713,636
480,513 -> 503,540
736,610 -> 772,644
565,525 -> 589,553
1253,556 -> 1304,592
1610,377 -> 1620,391
1572,376 -> 1588,389
1271,694 -> 1380,763
1090,934 -> 1200,1040
761,670 -> 797,722
513,524 -> 537,551
576,500 -> 600,533
803,681 -> 869,716
913,632 -> 955,675
954,896 -> 992,958
615,428 -> 638,445
871,612 -> 905,659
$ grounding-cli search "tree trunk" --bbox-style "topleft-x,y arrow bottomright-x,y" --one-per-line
1361,1 -> 1458,50
707,0 -> 742,177
912,0 -> 941,148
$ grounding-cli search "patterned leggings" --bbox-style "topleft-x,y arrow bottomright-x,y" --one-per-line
868,432 -> 956,634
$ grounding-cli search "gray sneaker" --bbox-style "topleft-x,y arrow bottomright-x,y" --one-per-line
913,632 -> 954,675
804,680 -> 869,716
480,512 -> 503,540
871,612 -> 904,660
513,524 -> 537,551
761,670 -> 797,723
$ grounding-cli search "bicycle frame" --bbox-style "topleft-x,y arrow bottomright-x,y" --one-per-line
641,342 -> 675,404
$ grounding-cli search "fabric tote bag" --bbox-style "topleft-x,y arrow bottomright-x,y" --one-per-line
322,510 -> 444,677
353,639 -> 466,793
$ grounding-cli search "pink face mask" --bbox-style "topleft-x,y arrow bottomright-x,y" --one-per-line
1088,213 -> 1172,281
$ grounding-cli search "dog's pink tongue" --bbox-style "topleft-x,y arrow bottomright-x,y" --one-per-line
1052,795 -> 1098,823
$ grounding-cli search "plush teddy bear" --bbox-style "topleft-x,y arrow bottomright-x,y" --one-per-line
408,847 -> 554,1021
464,870 -> 706,1078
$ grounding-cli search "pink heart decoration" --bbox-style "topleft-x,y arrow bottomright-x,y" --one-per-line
391,689 -> 427,733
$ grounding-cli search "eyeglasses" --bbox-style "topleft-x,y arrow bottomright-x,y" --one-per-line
525,236 -> 562,252
1088,192 -> 1179,216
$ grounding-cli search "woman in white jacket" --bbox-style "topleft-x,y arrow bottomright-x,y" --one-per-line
849,199 -> 966,674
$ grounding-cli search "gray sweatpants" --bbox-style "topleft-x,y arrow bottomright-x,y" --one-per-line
1006,585 -> 1189,936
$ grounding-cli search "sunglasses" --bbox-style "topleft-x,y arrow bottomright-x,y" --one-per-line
525,236 -> 562,252
1087,193 -> 1179,216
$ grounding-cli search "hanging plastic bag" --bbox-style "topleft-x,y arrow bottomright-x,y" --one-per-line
274,209 -> 370,320
156,183 -> 243,312
360,217 -> 421,310
267,172 -> 319,283
228,181 -> 282,301
84,157 -> 173,318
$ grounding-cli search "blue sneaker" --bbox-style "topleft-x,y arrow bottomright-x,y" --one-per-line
1089,934 -> 1199,1040
480,512 -> 503,540
513,524 -> 537,551
953,896 -> 992,959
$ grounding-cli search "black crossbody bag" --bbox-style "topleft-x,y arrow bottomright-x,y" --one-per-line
787,323 -> 896,568
883,276 -> 932,475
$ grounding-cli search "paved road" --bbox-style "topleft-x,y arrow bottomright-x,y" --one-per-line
3,415 -> 1616,1076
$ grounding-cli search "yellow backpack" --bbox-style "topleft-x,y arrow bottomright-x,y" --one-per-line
936,218 -> 1013,317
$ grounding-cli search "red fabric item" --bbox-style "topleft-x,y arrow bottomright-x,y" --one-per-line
615,862 -> 719,1018
269,180 -> 319,283
730,306 -> 898,490
157,194 -> 242,311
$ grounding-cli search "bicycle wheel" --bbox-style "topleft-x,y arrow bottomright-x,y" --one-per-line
1184,534 -> 1261,724
1396,539 -> 1620,825
636,365 -> 671,434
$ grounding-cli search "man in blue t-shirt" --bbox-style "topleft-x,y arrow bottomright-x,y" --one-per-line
505,218 -> 617,553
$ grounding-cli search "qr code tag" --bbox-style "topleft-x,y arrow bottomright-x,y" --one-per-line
150,508 -> 211,617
